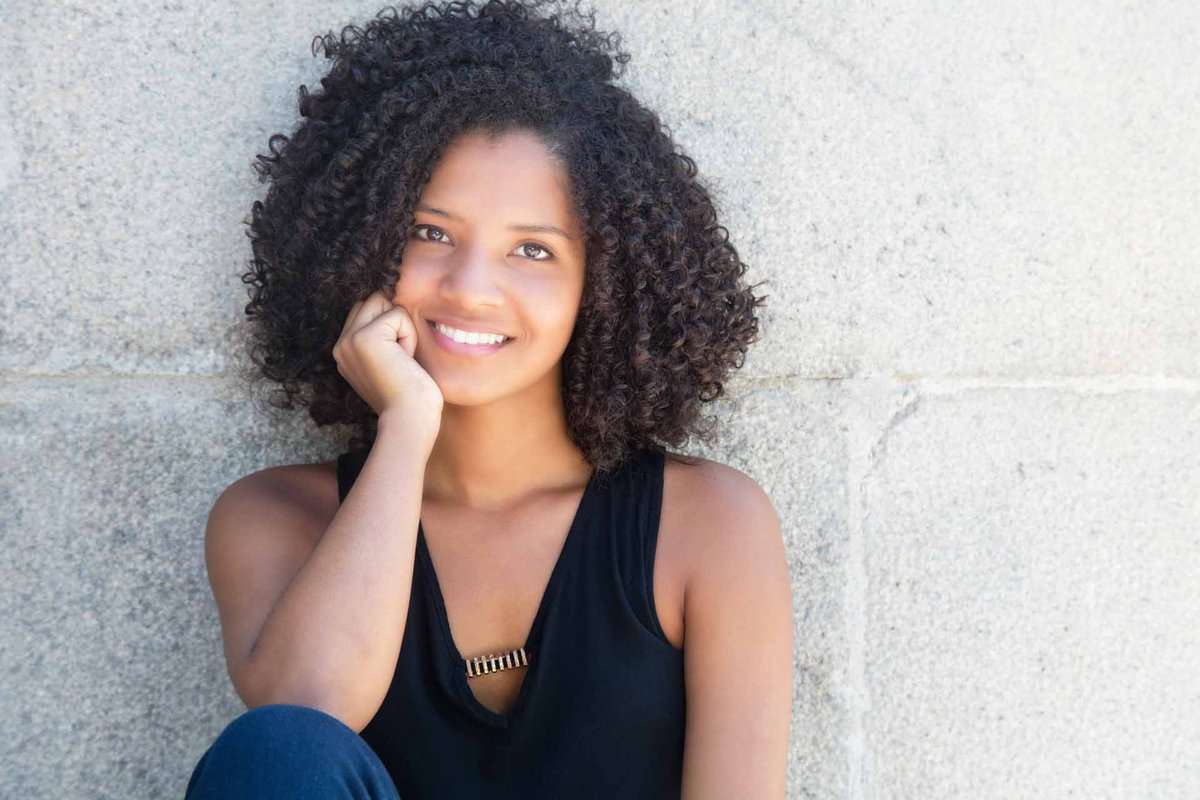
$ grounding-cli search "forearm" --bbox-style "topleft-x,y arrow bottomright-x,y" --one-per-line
242,422 -> 426,725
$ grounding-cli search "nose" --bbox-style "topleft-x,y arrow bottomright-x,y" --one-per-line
439,243 -> 504,309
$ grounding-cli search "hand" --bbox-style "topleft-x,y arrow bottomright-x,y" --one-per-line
332,290 -> 443,451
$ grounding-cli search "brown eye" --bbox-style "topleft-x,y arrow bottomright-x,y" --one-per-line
412,224 -> 448,243
517,242 -> 552,261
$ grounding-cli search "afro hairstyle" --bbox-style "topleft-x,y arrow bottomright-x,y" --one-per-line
239,0 -> 769,474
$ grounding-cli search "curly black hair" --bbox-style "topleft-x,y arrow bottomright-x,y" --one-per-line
238,0 -> 768,474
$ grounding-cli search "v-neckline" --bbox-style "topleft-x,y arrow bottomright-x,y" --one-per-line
415,465 -> 600,727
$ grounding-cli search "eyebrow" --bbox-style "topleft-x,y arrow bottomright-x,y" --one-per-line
415,204 -> 575,241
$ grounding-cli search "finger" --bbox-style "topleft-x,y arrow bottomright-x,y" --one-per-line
339,298 -> 366,341
343,289 -> 394,340
365,306 -> 420,353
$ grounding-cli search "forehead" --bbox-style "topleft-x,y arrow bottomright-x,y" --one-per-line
418,130 -> 578,232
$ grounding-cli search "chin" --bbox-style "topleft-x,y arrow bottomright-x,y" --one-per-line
431,375 -> 509,407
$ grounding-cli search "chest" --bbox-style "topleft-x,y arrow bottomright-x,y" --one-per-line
419,465 -> 688,717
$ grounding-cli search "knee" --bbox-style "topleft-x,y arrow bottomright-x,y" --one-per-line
186,704 -> 397,799
194,703 -> 360,776
219,703 -> 358,749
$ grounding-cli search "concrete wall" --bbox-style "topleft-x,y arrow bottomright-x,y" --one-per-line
2,1 -> 1196,797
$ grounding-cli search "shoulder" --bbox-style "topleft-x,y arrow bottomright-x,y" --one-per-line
207,459 -> 341,548
660,452 -> 784,593
663,452 -> 775,512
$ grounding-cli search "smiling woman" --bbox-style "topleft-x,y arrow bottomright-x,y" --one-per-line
190,1 -> 791,798
232,1 -> 768,474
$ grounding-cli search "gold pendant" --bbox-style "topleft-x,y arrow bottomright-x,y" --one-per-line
465,646 -> 529,679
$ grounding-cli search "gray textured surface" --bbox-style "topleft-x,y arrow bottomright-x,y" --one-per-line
859,387 -> 1200,797
2,1 -> 1197,798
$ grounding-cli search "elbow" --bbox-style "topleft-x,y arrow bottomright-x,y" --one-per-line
232,652 -> 379,734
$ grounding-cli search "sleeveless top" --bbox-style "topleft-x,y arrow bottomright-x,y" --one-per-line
334,446 -> 686,798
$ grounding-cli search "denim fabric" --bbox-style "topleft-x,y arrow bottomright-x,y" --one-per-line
184,704 -> 402,799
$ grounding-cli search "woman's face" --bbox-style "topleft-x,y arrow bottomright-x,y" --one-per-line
391,128 -> 587,407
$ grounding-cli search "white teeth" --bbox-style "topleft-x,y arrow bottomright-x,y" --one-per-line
434,321 -> 508,346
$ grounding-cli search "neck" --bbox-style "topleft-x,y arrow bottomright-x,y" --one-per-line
421,373 -> 591,512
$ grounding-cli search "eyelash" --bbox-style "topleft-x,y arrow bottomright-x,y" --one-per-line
410,224 -> 554,261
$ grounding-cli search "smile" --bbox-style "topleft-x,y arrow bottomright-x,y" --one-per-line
427,319 -> 514,356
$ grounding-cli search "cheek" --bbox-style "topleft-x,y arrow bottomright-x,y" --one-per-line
554,276 -> 586,328
390,262 -> 435,304
527,267 -> 584,311
527,284 -> 583,340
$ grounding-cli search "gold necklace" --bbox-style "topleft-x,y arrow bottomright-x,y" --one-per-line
464,646 -> 529,679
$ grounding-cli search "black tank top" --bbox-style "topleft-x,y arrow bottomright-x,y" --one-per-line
335,446 -> 686,798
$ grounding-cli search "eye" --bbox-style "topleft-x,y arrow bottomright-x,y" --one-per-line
411,224 -> 449,244
410,224 -> 554,261
515,242 -> 553,261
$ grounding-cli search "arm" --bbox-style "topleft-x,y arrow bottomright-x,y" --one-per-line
679,465 -> 794,800
204,415 -> 426,732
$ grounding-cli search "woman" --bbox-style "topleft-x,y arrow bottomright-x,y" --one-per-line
186,1 -> 793,797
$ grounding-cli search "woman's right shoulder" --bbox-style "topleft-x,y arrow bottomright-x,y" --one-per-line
209,457 -> 343,547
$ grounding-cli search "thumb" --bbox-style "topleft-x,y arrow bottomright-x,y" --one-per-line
368,306 -> 420,359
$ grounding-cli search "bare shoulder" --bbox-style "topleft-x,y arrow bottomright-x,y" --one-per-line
662,453 -> 782,623
662,453 -> 782,554
663,452 -> 774,506
209,459 -> 341,547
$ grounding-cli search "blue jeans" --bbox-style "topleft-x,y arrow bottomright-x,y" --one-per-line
185,704 -> 402,799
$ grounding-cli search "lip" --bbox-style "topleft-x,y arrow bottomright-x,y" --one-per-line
427,316 -> 510,337
427,319 -> 514,356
